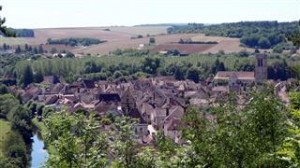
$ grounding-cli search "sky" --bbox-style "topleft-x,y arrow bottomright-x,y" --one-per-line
1,0 -> 300,28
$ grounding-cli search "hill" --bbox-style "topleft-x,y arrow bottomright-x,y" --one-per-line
0,26 -> 253,55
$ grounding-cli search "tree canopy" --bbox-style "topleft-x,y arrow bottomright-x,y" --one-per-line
0,6 -> 15,37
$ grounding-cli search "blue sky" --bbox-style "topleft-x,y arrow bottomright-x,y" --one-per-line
1,0 -> 299,28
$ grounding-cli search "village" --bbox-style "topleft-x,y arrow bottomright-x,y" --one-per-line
7,53 -> 292,145
1,1 -> 300,166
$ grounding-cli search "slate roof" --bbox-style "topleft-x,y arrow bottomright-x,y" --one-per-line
45,95 -> 59,105
83,80 -> 95,89
98,93 -> 121,102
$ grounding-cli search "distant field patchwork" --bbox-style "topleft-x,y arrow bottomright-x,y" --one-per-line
0,26 -> 251,55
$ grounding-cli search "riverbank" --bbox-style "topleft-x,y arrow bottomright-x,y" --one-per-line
32,117 -> 54,152
32,118 -> 47,138
31,117 -> 49,168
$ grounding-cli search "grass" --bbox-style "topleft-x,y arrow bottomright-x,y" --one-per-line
0,37 -> 28,46
0,119 -> 11,157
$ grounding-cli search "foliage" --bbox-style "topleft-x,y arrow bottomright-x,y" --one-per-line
243,90 -> 287,166
0,94 -> 32,168
142,57 -> 161,74
287,30 -> 300,48
168,21 -> 298,49
28,88 -> 294,168
1,131 -> 28,168
10,106 -> 33,143
0,94 -> 33,142
44,112 -> 110,168
20,65 -> 34,88
156,131 -> 176,154
268,60 -> 294,81
111,48 -> 150,57
10,52 -> 299,84
167,23 -> 205,34
180,90 -> 288,167
276,92 -> 300,167
6,28 -> 34,37
211,58 -> 225,74
289,92 -> 300,110
0,84 -> 8,94
186,67 -> 200,83
0,6 -> 16,37
0,119 -> 11,156
149,37 -> 155,44
47,38 -> 106,47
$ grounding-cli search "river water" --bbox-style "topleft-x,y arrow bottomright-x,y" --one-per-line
31,134 -> 48,168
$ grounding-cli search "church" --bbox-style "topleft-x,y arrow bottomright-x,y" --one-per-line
213,54 -> 268,92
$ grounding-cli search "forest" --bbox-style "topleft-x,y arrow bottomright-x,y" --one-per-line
13,29 -> 35,37
1,28 -> 34,37
167,21 -> 299,49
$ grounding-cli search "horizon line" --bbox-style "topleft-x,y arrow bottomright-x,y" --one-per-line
10,20 -> 299,29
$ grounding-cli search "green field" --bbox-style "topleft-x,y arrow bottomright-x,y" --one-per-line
0,37 -> 28,46
0,119 -> 11,157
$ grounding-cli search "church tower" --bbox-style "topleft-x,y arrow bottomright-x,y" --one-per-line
255,54 -> 268,82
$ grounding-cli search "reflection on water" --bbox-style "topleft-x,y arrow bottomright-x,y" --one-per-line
31,134 -> 48,168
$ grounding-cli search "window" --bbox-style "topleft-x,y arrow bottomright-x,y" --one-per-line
258,59 -> 263,67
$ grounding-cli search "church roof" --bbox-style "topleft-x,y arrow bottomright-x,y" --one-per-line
214,71 -> 255,81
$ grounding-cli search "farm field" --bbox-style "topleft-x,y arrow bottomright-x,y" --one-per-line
108,26 -> 169,36
191,34 -> 254,53
0,26 -> 251,55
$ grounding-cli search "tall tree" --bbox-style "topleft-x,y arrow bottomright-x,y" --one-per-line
15,45 -> 21,54
186,68 -> 200,83
0,6 -> 15,37
243,90 -> 287,167
22,65 -> 34,87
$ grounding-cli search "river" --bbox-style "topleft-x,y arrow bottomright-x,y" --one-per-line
31,134 -> 48,168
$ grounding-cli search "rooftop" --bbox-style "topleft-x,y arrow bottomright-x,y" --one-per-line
214,71 -> 255,81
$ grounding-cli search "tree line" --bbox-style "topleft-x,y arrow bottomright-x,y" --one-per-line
47,38 -> 106,47
167,21 -> 299,49
12,52 -> 298,88
6,28 -> 34,37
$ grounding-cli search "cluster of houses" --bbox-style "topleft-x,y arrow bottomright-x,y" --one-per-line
8,53 -> 291,144
13,77 -> 212,144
